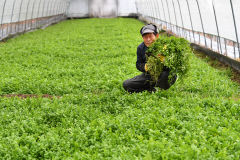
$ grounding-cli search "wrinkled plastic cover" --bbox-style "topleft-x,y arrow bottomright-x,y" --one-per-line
67,0 -> 137,18
136,0 -> 240,43
0,0 -> 69,23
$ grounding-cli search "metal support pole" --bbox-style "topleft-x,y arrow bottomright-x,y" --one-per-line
62,1 -> 65,16
155,0 -> 162,29
62,1 -> 66,17
59,0 -> 63,20
176,0 -> 184,37
64,0 -> 67,18
135,1 -> 139,15
154,0 -> 159,24
54,0 -> 60,23
145,0 -> 150,20
46,0 -> 51,25
52,0 -> 57,17
149,0 -> 154,22
7,1 -> 12,34
9,0 -> 17,34
59,0 -> 62,20
136,0 -> 139,15
60,0 -> 63,19
67,0 -> 71,17
63,0 -> 67,18
171,0 -> 178,35
66,0 -> 70,16
148,0 -> 153,22
67,0 -> 70,16
58,0 -> 62,21
147,0 -> 152,18
195,0 -> 207,47
229,0 -> 240,58
0,0 -> 7,39
210,35 -> 213,49
224,38 -> 227,56
212,1 -> 222,54
60,0 -> 64,20
17,0 -> 24,33
30,0 -> 36,29
55,0 -> 60,22
41,0 -> 46,27
160,0 -> 167,30
185,0 -> 195,43
234,42 -> 236,57
198,32 -> 200,44
48,0 -> 55,25
36,0 -> 42,28
59,1 -> 63,18
152,0 -> 158,24
63,1 -> 67,16
24,0 -> 31,32
165,0 -> 173,32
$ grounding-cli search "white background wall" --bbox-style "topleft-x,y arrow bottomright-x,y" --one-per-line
117,0 -> 137,16
68,0 -> 88,17
67,0 -> 137,18
89,0 -> 117,17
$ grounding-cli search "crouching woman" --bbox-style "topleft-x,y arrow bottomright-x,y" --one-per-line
123,24 -> 176,93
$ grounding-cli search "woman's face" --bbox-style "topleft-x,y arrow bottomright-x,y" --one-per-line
142,33 -> 158,47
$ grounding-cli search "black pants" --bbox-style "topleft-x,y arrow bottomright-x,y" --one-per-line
123,71 -> 176,93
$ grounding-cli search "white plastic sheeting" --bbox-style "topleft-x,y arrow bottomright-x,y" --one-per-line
136,0 -> 240,59
68,0 -> 88,17
67,0 -> 137,18
89,0 -> 117,17
0,0 -> 69,24
117,0 -> 137,16
0,0 -> 70,40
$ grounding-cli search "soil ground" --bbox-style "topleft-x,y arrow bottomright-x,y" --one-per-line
1,94 -> 61,99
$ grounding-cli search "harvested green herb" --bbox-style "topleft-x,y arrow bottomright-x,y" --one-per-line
146,36 -> 192,83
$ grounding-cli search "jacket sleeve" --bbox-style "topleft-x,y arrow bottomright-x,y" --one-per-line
136,47 -> 146,72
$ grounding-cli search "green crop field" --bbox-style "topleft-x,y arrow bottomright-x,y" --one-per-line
0,18 -> 239,159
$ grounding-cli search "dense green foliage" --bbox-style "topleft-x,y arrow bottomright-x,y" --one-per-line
0,18 -> 239,159
146,36 -> 191,83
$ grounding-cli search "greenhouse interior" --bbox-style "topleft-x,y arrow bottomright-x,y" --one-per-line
0,0 -> 240,159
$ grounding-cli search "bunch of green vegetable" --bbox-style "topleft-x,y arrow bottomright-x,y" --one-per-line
146,36 -> 192,83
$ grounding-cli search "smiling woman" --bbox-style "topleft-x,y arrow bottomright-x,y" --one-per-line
0,18 -> 239,159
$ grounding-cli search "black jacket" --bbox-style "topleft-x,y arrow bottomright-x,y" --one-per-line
136,42 -> 148,72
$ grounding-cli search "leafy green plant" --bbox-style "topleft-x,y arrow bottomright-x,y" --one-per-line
146,36 -> 192,83
0,18 -> 239,159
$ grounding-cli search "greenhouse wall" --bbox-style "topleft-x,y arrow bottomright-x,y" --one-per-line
0,0 -> 70,41
67,0 -> 137,18
89,0 -> 118,17
117,0 -> 137,17
67,0 -> 88,17
136,0 -> 240,61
